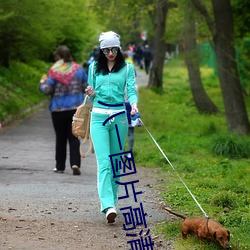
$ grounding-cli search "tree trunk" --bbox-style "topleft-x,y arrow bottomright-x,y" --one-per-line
147,0 -> 169,89
184,4 -> 218,114
191,0 -> 250,134
212,0 -> 250,134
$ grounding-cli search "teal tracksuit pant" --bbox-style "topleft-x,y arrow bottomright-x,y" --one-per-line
90,111 -> 128,212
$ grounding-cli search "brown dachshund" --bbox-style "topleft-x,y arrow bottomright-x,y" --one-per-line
163,207 -> 231,249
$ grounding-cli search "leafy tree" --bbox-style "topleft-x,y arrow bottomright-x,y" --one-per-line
91,0 -> 155,47
232,0 -> 250,40
164,1 -> 184,44
0,0 -> 57,66
53,1 -> 99,62
148,0 -> 177,89
0,0 -> 99,67
183,1 -> 218,114
232,0 -> 250,95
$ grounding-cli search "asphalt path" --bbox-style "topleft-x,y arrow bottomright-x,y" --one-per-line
0,69 -> 172,249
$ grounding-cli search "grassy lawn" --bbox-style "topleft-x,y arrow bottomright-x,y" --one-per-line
0,60 -> 49,123
132,58 -> 250,250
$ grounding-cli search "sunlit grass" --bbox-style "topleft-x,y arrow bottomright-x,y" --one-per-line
0,60 -> 49,122
133,58 -> 250,250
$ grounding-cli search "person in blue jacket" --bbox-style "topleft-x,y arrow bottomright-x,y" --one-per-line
39,45 -> 88,175
85,31 -> 138,223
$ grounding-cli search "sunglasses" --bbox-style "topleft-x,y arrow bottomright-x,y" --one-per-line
102,47 -> 119,55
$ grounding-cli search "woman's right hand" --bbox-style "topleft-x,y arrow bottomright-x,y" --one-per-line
85,86 -> 95,97
40,74 -> 47,83
131,103 -> 138,116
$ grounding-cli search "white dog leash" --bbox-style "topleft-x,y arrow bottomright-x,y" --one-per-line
139,118 -> 209,218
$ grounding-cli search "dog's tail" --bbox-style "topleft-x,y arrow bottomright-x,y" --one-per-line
162,206 -> 187,220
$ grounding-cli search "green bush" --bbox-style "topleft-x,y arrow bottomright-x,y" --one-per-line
210,135 -> 250,159
210,191 -> 238,209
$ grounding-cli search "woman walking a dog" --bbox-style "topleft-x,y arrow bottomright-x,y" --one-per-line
85,31 -> 138,223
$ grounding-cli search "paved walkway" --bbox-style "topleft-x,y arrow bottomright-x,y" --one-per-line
135,68 -> 149,87
0,70 -> 171,249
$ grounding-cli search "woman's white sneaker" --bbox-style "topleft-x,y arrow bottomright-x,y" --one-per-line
106,208 -> 117,223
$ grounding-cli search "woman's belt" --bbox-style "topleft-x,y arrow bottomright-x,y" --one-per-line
92,107 -> 125,114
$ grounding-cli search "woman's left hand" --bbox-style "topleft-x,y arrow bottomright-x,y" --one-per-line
131,103 -> 138,116
85,86 -> 95,97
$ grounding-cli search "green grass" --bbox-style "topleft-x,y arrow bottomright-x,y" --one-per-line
132,59 -> 250,250
0,60 -> 50,123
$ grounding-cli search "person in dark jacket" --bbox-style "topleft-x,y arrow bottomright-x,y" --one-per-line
143,44 -> 152,74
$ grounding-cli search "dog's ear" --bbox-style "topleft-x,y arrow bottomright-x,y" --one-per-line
213,231 -> 217,240
227,230 -> 230,240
